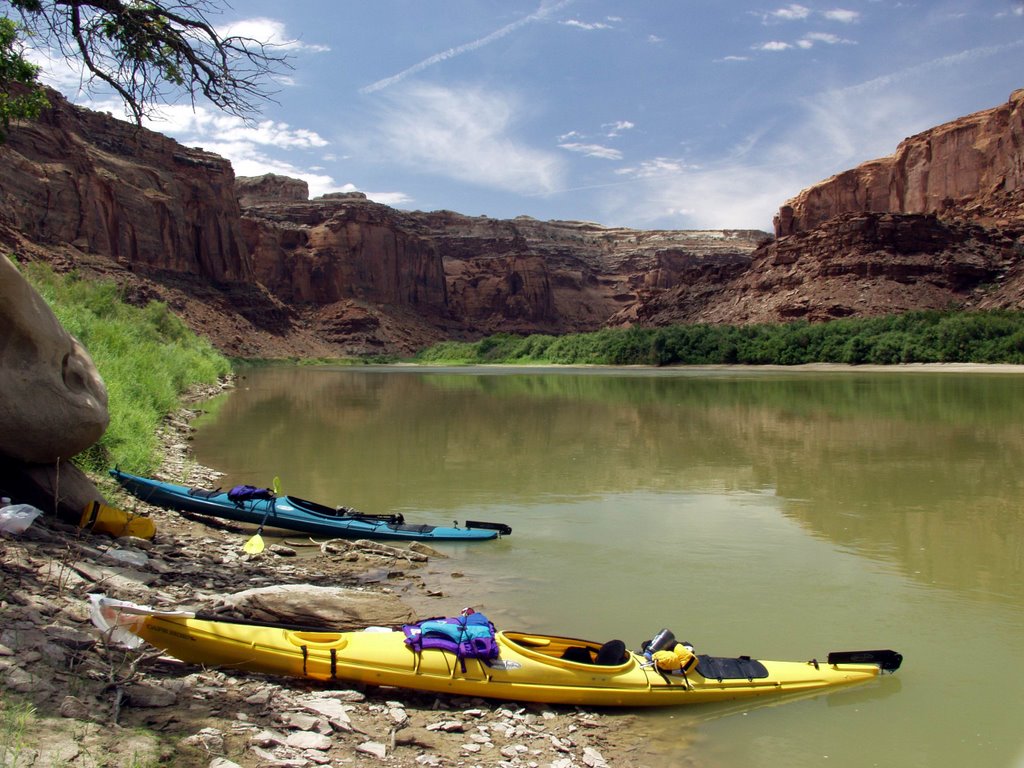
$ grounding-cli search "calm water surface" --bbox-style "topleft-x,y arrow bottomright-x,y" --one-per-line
191,366 -> 1024,768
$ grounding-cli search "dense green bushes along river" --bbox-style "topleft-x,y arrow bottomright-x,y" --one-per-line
416,311 -> 1024,366
24,263 -> 231,474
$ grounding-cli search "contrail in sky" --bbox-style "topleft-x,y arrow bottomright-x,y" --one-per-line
360,0 -> 574,94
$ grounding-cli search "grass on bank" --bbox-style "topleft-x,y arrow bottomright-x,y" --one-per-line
414,310 -> 1024,367
0,694 -> 35,767
22,262 -> 231,475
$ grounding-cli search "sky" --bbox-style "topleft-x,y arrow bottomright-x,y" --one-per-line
23,0 -> 1024,232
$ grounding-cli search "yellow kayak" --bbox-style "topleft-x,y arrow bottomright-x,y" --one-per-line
90,596 -> 901,708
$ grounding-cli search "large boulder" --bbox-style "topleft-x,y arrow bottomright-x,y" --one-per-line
0,254 -> 109,463
213,584 -> 417,629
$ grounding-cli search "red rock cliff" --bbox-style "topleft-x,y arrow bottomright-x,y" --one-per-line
777,89 -> 1024,235
0,89 -> 250,282
238,180 -> 768,342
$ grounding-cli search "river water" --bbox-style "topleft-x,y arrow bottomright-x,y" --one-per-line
190,365 -> 1024,768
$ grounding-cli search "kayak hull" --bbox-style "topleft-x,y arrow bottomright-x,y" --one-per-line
109,469 -> 504,542
104,605 -> 893,708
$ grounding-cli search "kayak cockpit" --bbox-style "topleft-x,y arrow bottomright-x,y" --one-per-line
498,631 -> 633,669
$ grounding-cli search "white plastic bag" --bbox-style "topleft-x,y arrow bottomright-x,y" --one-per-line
0,503 -> 43,535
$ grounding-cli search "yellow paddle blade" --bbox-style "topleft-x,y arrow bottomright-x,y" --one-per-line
272,476 -> 281,495
243,532 -> 265,555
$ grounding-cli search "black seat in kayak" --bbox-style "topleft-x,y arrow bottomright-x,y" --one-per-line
561,646 -> 593,664
595,639 -> 627,665
561,640 -> 627,665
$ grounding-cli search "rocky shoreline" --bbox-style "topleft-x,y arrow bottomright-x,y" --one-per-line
0,380 -> 669,768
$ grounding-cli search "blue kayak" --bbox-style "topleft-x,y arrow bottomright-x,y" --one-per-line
110,469 -> 511,542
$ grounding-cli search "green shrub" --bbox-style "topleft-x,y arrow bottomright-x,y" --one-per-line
414,310 -> 1024,367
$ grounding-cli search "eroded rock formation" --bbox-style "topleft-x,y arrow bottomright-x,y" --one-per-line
777,89 -> 1024,236
3,86 -> 1024,362
238,178 -> 768,346
636,212 -> 1019,326
0,90 -> 250,281
0,254 -> 108,463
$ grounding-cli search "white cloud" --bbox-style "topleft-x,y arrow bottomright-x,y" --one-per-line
600,43 -> 1023,230
823,9 -> 860,23
798,32 -> 853,47
559,142 -> 623,160
603,162 -> 791,230
364,191 -> 414,207
603,120 -> 635,137
359,84 -> 566,195
756,41 -> 793,51
615,157 -> 693,178
138,104 -> 328,150
27,15 -> 320,102
770,4 -> 811,21
25,47 -> 90,95
718,55 -> 751,62
562,19 -> 613,30
217,17 -> 330,52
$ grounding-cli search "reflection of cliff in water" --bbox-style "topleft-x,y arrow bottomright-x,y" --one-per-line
194,366 -> 1024,605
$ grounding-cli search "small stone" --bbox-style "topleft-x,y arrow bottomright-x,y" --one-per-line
280,712 -> 320,731
285,730 -> 332,751
426,720 -> 464,733
356,741 -> 388,759
208,758 -> 244,768
44,625 -> 96,650
59,695 -> 92,720
244,690 -> 273,706
249,729 -> 287,748
299,696 -> 353,726
125,683 -> 176,708
180,728 -> 224,752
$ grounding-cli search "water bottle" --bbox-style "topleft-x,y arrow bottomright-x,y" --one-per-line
647,628 -> 677,654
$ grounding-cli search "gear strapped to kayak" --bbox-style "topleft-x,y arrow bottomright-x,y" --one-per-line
403,609 -> 499,672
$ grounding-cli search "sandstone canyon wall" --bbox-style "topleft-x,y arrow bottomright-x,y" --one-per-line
237,175 -> 769,349
632,89 -> 1024,327
0,90 -> 249,281
776,89 -> 1024,236
3,87 -> 1024,358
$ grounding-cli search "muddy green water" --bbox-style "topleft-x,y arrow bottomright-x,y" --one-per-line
191,366 -> 1024,768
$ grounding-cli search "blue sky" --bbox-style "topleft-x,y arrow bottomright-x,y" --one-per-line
29,1 -> 1024,231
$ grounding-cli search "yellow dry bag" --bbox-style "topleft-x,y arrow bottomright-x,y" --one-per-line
80,501 -> 156,540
